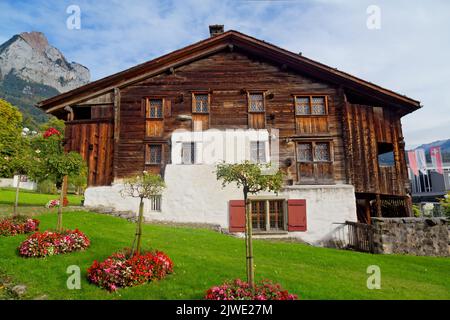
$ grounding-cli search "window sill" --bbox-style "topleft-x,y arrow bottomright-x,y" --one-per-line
295,181 -> 335,186
253,231 -> 288,235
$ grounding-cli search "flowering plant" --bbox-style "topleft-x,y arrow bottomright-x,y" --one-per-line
87,249 -> 174,292
45,199 -> 59,208
204,279 -> 297,300
43,127 -> 61,138
0,215 -> 40,236
45,197 -> 69,208
18,229 -> 90,257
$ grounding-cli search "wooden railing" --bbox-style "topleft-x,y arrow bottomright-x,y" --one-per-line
380,196 -> 409,218
346,221 -> 375,253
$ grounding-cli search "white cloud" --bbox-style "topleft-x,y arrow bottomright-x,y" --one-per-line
0,0 -> 449,147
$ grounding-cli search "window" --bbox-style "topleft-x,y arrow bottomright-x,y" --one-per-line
192,93 -> 209,113
297,142 -> 330,162
150,195 -> 162,212
145,144 -> 162,164
378,142 -> 395,166
297,141 -> 333,183
295,96 -> 327,115
250,141 -> 266,163
145,98 -> 164,137
181,142 -> 196,164
297,143 -> 313,161
146,98 -> 163,118
315,143 -> 330,161
248,93 -> 265,112
251,199 -> 285,232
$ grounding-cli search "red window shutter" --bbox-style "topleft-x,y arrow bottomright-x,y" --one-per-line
287,199 -> 307,231
229,200 -> 246,232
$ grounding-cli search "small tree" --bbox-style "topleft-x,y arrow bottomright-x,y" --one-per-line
121,171 -> 166,256
30,127 -> 85,231
216,161 -> 283,289
10,147 -> 33,216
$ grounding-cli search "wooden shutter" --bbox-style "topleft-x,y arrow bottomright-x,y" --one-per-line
287,199 -> 307,231
229,200 -> 246,232
164,99 -> 171,117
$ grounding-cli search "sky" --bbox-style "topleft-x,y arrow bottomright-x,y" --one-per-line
0,0 -> 449,148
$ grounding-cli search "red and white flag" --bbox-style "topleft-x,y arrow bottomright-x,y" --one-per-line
430,146 -> 444,174
408,150 -> 419,176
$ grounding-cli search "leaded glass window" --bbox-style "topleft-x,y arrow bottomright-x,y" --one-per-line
147,99 -> 163,118
146,144 -> 162,164
295,96 -> 327,115
311,97 -> 326,115
248,93 -> 265,112
315,143 -> 330,161
298,143 -> 312,162
193,94 -> 209,113
295,97 -> 310,115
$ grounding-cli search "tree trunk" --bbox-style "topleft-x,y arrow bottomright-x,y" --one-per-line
13,175 -> 21,216
57,175 -> 68,231
244,189 -> 255,290
134,197 -> 145,256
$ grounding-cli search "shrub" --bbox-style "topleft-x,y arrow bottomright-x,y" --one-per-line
205,279 -> 297,300
0,215 -> 40,236
37,179 -> 57,194
18,229 -> 90,257
87,249 -> 174,292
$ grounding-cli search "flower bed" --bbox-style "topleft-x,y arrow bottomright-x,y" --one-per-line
18,229 -> 90,257
0,216 -> 40,237
205,279 -> 297,300
87,249 -> 174,291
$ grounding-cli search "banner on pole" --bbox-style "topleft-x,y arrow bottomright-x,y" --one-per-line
430,146 -> 444,174
408,150 -> 419,176
415,148 -> 427,175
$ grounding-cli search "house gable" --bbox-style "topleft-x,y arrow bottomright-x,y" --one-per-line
38,30 -> 420,117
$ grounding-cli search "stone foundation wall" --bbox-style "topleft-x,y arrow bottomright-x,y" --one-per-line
372,217 -> 449,256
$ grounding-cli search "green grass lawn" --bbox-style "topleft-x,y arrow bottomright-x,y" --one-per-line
0,210 -> 449,300
0,188 -> 83,208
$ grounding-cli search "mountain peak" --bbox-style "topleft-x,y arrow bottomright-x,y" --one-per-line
0,31 -> 90,93
18,31 -> 49,53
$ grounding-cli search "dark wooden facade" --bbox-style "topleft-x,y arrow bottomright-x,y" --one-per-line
39,30 -> 420,221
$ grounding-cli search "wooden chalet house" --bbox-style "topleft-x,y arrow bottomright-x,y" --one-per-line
38,26 -> 420,245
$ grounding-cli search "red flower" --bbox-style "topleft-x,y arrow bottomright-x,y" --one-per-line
0,216 -> 40,237
43,127 -> 61,138
204,279 -> 297,300
18,229 -> 90,257
87,249 -> 173,291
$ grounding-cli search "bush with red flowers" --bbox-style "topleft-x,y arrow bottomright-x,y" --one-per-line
43,127 -> 61,138
204,279 -> 297,300
0,215 -> 40,237
87,249 -> 174,292
18,229 -> 90,257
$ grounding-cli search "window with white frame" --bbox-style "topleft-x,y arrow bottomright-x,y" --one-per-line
181,142 -> 196,164
250,141 -> 266,163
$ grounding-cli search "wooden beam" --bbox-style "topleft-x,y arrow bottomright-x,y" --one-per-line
112,88 -> 121,182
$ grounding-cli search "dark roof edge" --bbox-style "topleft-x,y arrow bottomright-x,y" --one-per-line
37,30 -> 421,112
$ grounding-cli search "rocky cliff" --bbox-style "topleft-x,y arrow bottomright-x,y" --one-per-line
0,31 -> 90,128
0,31 -> 89,92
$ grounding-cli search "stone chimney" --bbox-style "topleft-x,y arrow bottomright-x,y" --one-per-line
209,25 -> 224,37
